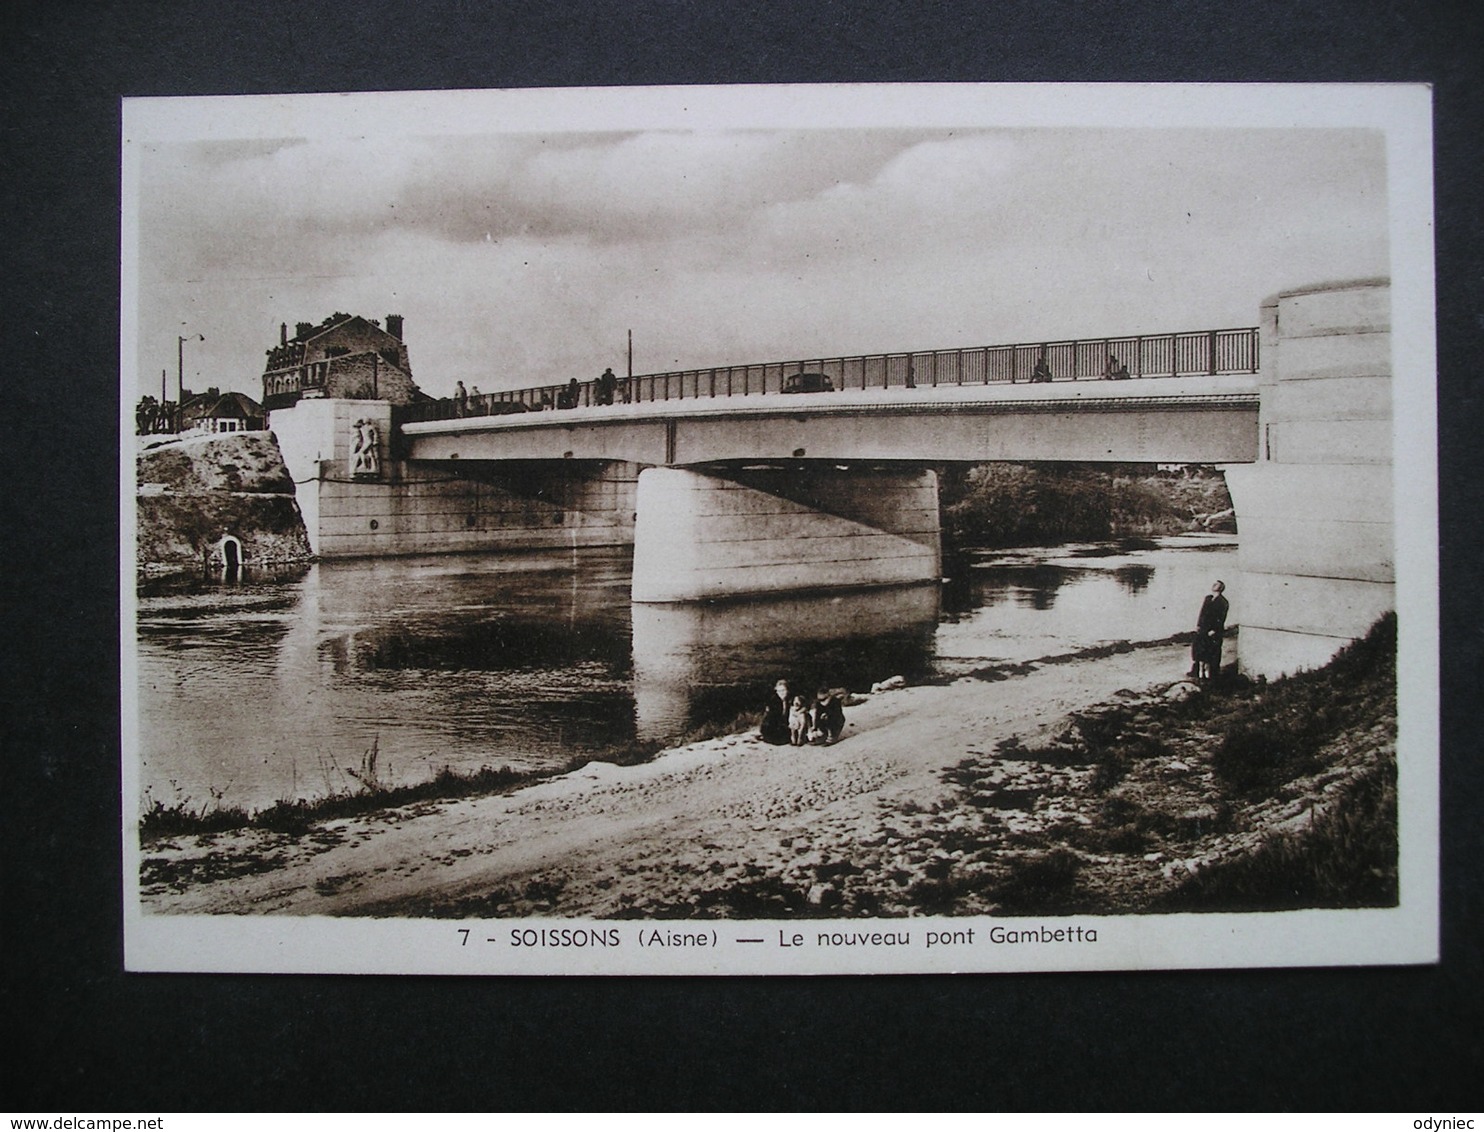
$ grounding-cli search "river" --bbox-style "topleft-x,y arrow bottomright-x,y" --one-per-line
133,534 -> 1236,814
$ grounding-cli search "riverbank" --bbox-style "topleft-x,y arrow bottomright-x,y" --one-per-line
138,620 -> 1395,918
940,463 -> 1235,553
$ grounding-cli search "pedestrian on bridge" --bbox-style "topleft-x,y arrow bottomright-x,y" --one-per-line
454,380 -> 468,417
596,367 -> 618,406
1102,354 -> 1130,380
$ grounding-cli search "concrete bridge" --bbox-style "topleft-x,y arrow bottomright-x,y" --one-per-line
269,279 -> 1394,677
398,378 -> 1260,467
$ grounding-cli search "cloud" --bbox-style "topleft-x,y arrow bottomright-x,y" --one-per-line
142,129 -> 937,260
133,125 -> 1388,401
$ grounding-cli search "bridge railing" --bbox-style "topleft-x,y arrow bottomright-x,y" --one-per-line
397,326 -> 1259,424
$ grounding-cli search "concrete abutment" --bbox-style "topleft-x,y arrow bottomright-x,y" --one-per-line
1223,278 -> 1394,677
271,398 -> 637,558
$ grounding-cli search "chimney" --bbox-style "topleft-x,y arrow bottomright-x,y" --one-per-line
385,314 -> 404,341
280,322 -> 287,346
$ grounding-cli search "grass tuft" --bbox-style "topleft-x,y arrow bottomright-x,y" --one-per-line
141,711 -> 764,845
1160,764 -> 1398,911
993,848 -> 1083,913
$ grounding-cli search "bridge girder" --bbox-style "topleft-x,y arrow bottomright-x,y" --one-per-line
402,387 -> 1261,468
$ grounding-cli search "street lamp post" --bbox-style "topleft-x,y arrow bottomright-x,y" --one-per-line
177,332 -> 204,431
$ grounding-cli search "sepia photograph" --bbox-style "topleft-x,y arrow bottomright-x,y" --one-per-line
121,83 -> 1437,975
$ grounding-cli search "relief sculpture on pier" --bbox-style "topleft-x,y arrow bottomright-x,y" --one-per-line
351,419 -> 381,479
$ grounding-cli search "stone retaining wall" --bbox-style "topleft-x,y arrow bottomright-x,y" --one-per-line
135,432 -> 313,572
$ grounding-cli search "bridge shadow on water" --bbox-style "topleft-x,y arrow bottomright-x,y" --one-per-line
630,584 -> 942,743
134,538 -> 1237,811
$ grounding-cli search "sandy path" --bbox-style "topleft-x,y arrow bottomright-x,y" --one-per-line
141,642 -> 1191,918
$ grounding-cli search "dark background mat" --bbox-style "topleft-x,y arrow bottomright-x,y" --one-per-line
4,0 -> 1480,1110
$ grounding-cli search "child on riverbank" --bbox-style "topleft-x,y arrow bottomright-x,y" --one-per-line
808,687 -> 846,744
788,695 -> 810,746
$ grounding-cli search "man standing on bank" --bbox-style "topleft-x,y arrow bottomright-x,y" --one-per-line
1191,580 -> 1229,682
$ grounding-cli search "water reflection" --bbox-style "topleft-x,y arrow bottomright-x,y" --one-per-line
950,562 -> 1070,614
631,584 -> 941,741
1113,564 -> 1155,595
136,536 -> 1237,812
1066,537 -> 1161,557
933,537 -> 1237,671
139,549 -> 639,812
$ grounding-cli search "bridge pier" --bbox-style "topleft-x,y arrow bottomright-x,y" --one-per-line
631,466 -> 941,603
1223,278 -> 1394,677
271,398 -> 637,558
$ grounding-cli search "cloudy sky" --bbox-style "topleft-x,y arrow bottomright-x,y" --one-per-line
131,115 -> 1388,402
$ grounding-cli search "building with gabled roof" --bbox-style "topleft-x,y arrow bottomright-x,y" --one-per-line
261,312 -> 421,409
180,388 -> 266,435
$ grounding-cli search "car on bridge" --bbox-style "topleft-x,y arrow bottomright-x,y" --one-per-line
782,371 -> 835,394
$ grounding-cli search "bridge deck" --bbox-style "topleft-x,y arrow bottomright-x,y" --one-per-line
399,372 -> 1261,468
397,324 -> 1259,419
402,372 -> 1260,436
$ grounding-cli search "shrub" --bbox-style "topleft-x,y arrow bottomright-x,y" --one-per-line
994,848 -> 1082,912
1211,721 -> 1320,796
1161,766 -> 1397,912
938,462 -> 1230,550
139,796 -> 251,841
1209,613 -> 1396,798
1088,753 -> 1129,792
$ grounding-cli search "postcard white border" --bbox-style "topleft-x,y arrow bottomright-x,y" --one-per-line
121,82 -> 1437,975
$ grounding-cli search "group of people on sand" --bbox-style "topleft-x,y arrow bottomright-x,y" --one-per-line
758,679 -> 846,747
753,580 -> 1228,745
